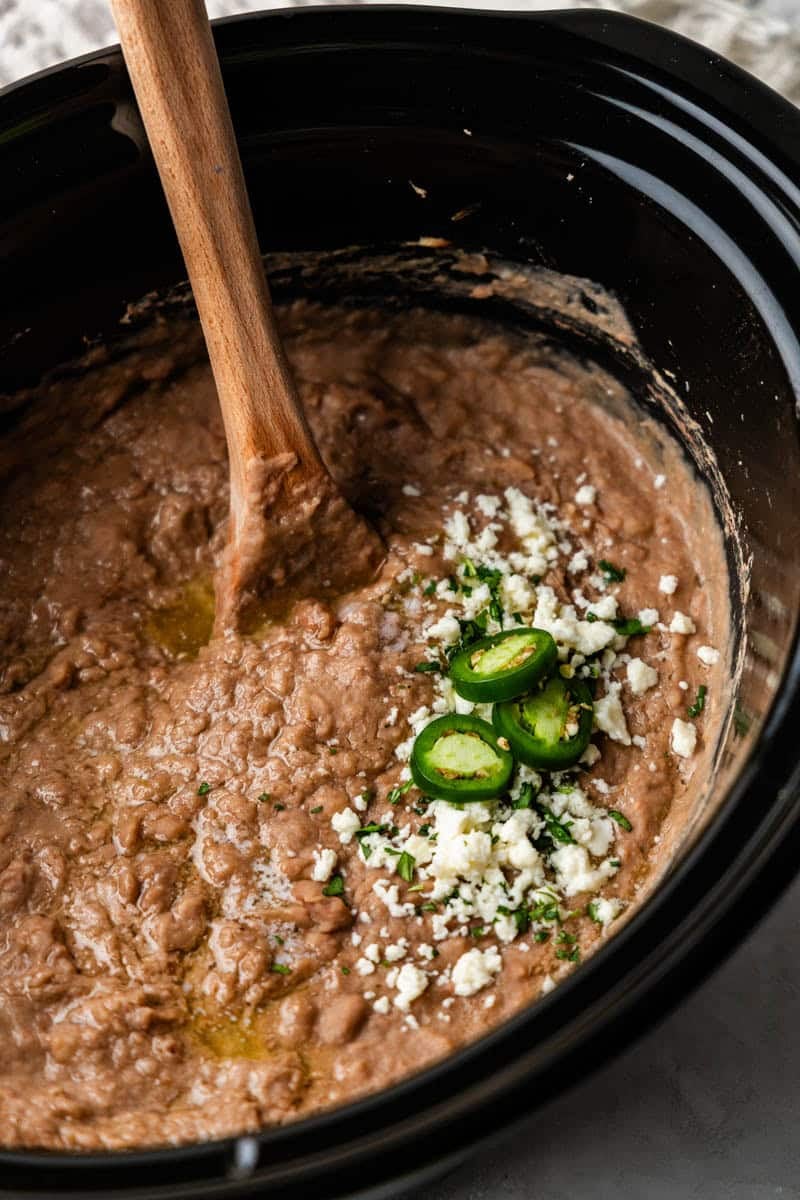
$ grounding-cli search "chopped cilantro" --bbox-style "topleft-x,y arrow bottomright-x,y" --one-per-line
274,934 -> 284,945
688,684 -> 707,718
414,661 -> 441,674
310,805 -> 323,814
610,858 -> 621,868
598,559 -> 626,583
397,851 -> 416,883
446,612 -> 490,661
555,946 -> 581,963
613,617 -> 650,637
536,802 -> 574,846
274,803 -> 286,812
270,963 -> 291,975
530,897 -> 560,923
497,904 -> 530,935
420,902 -> 438,913
418,823 -> 432,837
556,930 -> 577,944
328,747 -> 338,756
423,580 -> 437,596
257,792 -> 270,802
534,930 -> 550,943
608,809 -> 632,832
197,781 -> 211,796
585,612 -> 598,624
323,874 -> 345,897
512,611 -> 524,624
476,563 -> 505,624
341,965 -> 351,975
388,780 -> 413,805
512,781 -> 536,810
355,823 -> 388,838
587,901 -> 602,923
470,926 -> 487,938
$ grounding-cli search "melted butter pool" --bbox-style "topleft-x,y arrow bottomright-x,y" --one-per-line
144,576 -> 215,659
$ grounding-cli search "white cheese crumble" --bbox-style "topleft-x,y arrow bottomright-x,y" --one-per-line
589,896 -> 624,925
331,808 -> 361,845
550,844 -> 618,896
452,947 -> 502,996
626,658 -> 658,696
373,996 -> 391,1014
574,484 -> 597,506
669,611 -> 696,635
403,484 -> 422,497
594,682 -> 631,746
393,963 -> 429,1011
654,474 -> 666,489
475,494 -> 502,517
658,574 -> 679,595
697,644 -> 720,666
425,614 -> 461,644
670,718 -> 697,758
311,848 -> 337,882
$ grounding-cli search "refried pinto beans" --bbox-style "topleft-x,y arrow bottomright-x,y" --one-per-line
0,301 -> 727,1149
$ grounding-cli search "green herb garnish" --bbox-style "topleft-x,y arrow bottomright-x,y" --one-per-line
608,809 -> 633,832
310,805 -> 323,814
414,661 -> 441,674
512,781 -> 536,810
197,781 -> 211,796
274,802 -> 286,812
397,851 -> 416,883
555,946 -> 581,963
355,823 -> 388,838
598,559 -> 626,583
388,780 -> 413,806
688,685 -> 707,718
537,803 -> 574,845
270,963 -> 291,975
323,874 -> 345,897
613,617 -> 650,637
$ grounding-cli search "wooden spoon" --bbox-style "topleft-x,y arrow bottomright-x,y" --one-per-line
110,0 -> 383,632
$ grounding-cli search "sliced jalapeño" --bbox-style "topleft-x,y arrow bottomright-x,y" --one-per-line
492,676 -> 594,770
449,627 -> 557,703
410,714 -> 514,803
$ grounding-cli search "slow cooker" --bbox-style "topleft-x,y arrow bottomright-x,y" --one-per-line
1,6 -> 799,1196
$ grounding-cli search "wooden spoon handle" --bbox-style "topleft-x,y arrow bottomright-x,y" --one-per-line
110,0 -> 323,532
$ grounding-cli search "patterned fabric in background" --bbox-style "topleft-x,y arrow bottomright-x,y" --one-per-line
0,0 -> 798,104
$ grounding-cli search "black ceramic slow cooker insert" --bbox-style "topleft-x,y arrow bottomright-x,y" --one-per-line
1,6 -> 800,1198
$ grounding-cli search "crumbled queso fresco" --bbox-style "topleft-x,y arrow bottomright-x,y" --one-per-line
326,485 -> 719,1016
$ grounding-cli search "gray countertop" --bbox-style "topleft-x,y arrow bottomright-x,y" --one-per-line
1,2 -> 798,1196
